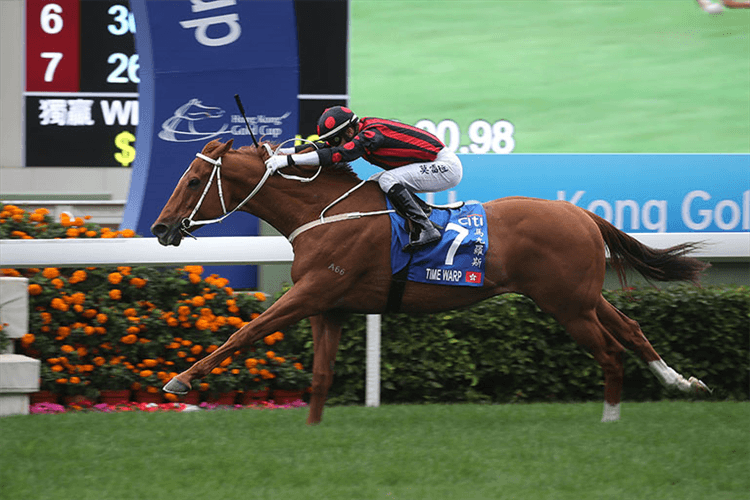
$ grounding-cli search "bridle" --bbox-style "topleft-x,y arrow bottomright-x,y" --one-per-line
179,140 -> 321,238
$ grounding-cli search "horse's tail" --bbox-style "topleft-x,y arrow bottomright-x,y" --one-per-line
585,211 -> 710,287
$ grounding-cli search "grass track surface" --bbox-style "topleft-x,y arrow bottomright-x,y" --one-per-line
1,402 -> 747,499
350,0 -> 750,153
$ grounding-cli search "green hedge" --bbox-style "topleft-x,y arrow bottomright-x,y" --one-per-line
282,286 -> 749,404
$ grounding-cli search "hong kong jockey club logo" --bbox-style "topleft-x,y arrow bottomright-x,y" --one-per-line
158,98 -> 290,143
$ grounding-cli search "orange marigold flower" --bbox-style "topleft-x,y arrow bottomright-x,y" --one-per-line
190,345 -> 203,355
117,266 -> 132,276
220,357 -> 232,367
211,367 -> 224,375
109,289 -> 122,300
121,334 -> 138,344
143,359 -> 158,368
85,230 -> 97,237
51,298 -> 68,311
120,229 -> 135,238
189,273 -> 201,284
250,313 -> 260,320
140,370 -> 153,378
108,272 -> 123,284
177,305 -> 191,316
96,313 -> 108,324
70,292 -> 86,305
130,277 -> 147,288
263,336 -> 276,345
260,369 -> 274,380
191,296 -> 205,307
76,347 -> 88,357
1,268 -> 21,277
83,326 -> 95,336
69,270 -> 87,284
83,309 -> 97,318
254,292 -> 266,302
166,317 -> 179,327
41,312 -> 52,324
57,326 -> 71,337
28,284 -> 43,295
245,358 -> 258,369
65,228 -> 79,238
70,377 -> 81,384
21,333 -> 35,346
126,326 -> 140,335
51,278 -> 65,289
51,365 -> 64,372
93,357 -> 106,366
206,345 -> 218,354
195,318 -> 210,331
294,363 -> 304,370
183,265 -> 203,275
61,345 -> 74,353
123,308 -> 137,317
265,351 -> 275,358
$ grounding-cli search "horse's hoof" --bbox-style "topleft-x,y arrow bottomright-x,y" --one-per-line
689,377 -> 712,394
163,377 -> 191,395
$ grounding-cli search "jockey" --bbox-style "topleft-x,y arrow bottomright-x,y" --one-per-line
265,106 -> 463,249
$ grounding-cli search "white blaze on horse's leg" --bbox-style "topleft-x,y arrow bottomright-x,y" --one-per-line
365,314 -> 381,407
648,359 -> 693,392
601,402 -> 621,422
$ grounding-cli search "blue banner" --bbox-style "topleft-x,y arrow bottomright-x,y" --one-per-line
124,0 -> 299,287
353,154 -> 749,233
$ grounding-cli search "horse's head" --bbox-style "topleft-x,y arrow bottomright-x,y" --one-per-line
151,138 -> 238,246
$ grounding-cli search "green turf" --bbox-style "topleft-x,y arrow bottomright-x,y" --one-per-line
1,402 -> 747,499
350,0 -> 750,153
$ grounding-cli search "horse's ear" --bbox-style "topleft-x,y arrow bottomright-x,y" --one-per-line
202,139 -> 222,153
215,139 -> 233,157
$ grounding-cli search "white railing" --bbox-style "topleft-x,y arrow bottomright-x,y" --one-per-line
1,233 -> 746,268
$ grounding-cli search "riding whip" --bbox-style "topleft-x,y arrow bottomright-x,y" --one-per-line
234,94 -> 260,148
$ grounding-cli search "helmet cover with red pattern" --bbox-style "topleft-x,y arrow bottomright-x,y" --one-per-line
317,106 -> 359,145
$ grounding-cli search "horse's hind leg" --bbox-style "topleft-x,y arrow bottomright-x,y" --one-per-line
560,310 -> 626,422
596,298 -> 711,394
306,312 -> 343,425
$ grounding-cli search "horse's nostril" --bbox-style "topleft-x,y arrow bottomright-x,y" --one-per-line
151,223 -> 168,237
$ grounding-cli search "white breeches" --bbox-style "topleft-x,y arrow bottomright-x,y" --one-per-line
370,147 -> 463,193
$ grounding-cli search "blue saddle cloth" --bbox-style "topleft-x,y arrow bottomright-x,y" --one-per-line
387,200 -> 488,287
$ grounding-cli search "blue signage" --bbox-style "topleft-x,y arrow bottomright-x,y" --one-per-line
353,154 -> 749,233
124,0 -> 299,287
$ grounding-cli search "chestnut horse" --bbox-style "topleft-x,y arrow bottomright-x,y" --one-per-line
153,139 -> 710,424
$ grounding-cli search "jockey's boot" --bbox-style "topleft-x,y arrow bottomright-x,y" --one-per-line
386,184 -> 441,250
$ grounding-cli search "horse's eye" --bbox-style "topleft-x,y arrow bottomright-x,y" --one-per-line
187,178 -> 201,189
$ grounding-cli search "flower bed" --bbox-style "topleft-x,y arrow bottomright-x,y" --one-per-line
1,204 -> 312,403
29,399 -> 307,415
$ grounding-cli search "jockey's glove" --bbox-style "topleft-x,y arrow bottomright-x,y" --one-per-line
264,155 -> 289,173
265,151 -> 320,173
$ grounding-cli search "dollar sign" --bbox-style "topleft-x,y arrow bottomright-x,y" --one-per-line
114,131 -> 136,167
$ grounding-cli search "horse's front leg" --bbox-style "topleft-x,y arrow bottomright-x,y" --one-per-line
307,312 -> 344,425
163,283 -> 322,395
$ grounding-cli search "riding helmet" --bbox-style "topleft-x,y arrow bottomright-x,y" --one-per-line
317,106 -> 359,145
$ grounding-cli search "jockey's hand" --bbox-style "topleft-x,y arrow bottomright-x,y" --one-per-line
264,154 -> 288,173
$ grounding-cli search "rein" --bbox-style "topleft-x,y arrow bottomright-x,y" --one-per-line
181,141 -> 393,241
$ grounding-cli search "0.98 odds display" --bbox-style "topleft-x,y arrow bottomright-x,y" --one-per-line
25,0 -> 138,167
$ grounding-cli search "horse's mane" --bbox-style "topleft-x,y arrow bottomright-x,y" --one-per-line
232,141 -> 361,181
